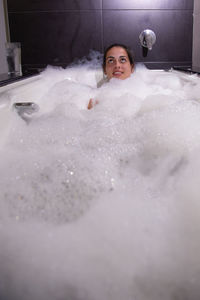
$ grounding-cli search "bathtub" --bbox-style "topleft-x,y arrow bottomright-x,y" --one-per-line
1,65 -> 200,300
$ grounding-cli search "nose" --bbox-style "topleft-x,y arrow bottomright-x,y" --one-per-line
114,60 -> 121,68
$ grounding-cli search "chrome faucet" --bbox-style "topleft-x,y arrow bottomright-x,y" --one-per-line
13,102 -> 39,123
139,29 -> 156,50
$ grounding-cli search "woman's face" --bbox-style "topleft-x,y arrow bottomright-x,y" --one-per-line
104,46 -> 134,80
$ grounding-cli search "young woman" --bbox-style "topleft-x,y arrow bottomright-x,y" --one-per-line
103,43 -> 134,80
88,44 -> 134,109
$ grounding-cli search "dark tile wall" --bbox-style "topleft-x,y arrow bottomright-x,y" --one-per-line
103,0 -> 193,9
103,10 -> 193,68
7,0 -> 194,70
8,11 -> 102,67
7,0 -> 102,11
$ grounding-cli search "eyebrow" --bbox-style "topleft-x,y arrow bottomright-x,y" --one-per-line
106,55 -> 127,60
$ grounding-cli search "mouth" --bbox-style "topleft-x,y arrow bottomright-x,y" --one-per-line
113,71 -> 123,77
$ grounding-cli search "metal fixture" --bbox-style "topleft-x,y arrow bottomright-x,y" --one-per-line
139,29 -> 156,50
13,102 -> 39,123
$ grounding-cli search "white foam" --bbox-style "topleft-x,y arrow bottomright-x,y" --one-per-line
1,59 -> 200,299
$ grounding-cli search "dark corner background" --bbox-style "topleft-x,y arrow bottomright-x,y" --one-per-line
7,0 -> 194,71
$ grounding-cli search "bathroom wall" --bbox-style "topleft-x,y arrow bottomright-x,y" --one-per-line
7,0 -> 194,71
0,0 -> 8,74
193,0 -> 200,68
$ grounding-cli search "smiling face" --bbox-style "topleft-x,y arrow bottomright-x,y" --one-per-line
104,46 -> 134,80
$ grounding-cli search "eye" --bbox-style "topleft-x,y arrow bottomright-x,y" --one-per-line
120,57 -> 127,63
107,58 -> 115,64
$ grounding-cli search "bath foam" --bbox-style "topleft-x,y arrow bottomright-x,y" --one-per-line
0,59 -> 200,299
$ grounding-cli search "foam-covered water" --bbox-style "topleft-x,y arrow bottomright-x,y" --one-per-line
1,56 -> 200,299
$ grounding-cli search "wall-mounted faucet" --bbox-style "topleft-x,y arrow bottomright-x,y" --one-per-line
139,29 -> 156,50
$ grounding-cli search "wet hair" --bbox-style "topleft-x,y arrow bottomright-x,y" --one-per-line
103,43 -> 134,70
